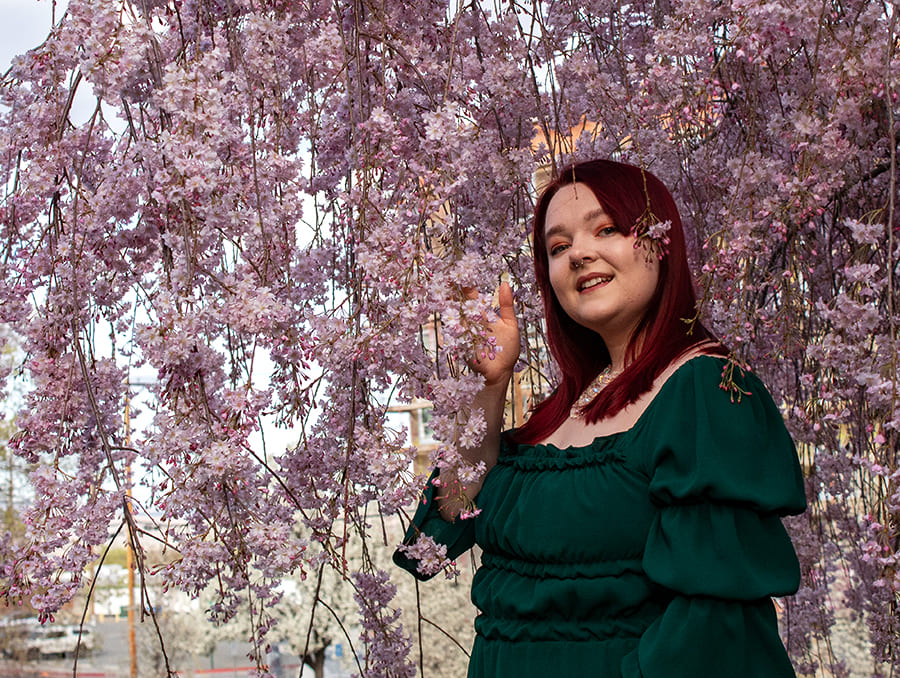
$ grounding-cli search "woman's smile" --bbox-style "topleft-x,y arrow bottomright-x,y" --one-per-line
577,273 -> 613,292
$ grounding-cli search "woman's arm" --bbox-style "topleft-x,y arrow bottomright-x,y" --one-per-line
621,357 -> 806,677
436,282 -> 519,519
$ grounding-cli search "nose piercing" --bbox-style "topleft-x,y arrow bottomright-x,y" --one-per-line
572,257 -> 586,269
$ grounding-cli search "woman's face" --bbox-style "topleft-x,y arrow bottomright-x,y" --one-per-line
544,182 -> 659,342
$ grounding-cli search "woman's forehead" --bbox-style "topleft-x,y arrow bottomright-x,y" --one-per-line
544,184 -> 611,233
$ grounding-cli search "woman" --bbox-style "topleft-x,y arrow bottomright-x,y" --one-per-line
394,159 -> 806,677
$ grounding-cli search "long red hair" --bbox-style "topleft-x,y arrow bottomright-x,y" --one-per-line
513,159 -> 725,444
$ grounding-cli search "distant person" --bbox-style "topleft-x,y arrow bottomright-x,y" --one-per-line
266,642 -> 283,678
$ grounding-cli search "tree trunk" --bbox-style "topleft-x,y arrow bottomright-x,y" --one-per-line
302,647 -> 327,678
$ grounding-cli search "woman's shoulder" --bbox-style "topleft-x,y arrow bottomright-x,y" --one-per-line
671,339 -> 728,368
644,351 -> 806,515
643,341 -> 729,402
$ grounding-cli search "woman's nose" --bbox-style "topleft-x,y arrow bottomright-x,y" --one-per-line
568,244 -> 595,269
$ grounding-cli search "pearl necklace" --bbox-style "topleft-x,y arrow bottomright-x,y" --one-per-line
570,366 -> 619,418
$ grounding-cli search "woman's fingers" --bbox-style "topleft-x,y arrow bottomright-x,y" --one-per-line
497,281 -> 516,324
459,282 -> 520,379
462,283 -> 516,323
461,285 -> 479,301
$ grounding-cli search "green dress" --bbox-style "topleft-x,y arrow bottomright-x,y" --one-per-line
394,356 -> 807,677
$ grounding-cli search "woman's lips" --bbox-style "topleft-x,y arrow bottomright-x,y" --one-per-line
577,273 -> 613,292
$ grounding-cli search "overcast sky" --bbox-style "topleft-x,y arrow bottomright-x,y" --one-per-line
0,0 -> 321,472
1,0 -> 62,73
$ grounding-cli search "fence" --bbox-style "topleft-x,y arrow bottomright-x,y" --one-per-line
0,663 -> 303,677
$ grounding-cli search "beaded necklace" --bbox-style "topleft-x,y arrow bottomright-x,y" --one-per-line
570,366 -> 620,418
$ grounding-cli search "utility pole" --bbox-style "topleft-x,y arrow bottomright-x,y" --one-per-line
124,390 -> 138,678
122,375 -> 156,678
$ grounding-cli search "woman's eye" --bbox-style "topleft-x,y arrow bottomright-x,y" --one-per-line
549,243 -> 569,256
598,226 -> 618,236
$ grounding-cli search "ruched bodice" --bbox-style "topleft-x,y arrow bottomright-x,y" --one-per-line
394,356 -> 807,677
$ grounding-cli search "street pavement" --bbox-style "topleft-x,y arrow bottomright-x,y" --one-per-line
0,619 -> 350,677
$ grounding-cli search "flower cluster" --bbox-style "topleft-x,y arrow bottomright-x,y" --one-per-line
632,217 -> 672,261
396,534 -> 458,579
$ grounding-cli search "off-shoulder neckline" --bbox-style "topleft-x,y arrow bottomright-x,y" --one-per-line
521,353 -> 727,454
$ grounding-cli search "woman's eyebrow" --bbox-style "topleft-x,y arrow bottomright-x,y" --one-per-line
544,223 -> 567,240
546,208 -> 609,239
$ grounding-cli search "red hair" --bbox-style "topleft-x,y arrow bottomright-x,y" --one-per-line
513,159 -> 725,444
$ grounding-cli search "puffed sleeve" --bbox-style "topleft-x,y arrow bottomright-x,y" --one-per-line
393,468 -> 477,581
621,357 -> 807,678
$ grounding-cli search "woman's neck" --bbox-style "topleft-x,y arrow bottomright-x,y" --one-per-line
603,332 -> 638,373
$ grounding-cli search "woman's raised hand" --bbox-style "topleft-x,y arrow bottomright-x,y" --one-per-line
466,282 -> 520,388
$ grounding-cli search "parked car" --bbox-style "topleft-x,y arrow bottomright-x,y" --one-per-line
0,617 -> 39,660
22,624 -> 95,659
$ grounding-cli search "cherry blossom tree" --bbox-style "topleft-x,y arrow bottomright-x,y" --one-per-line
0,0 -> 897,675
